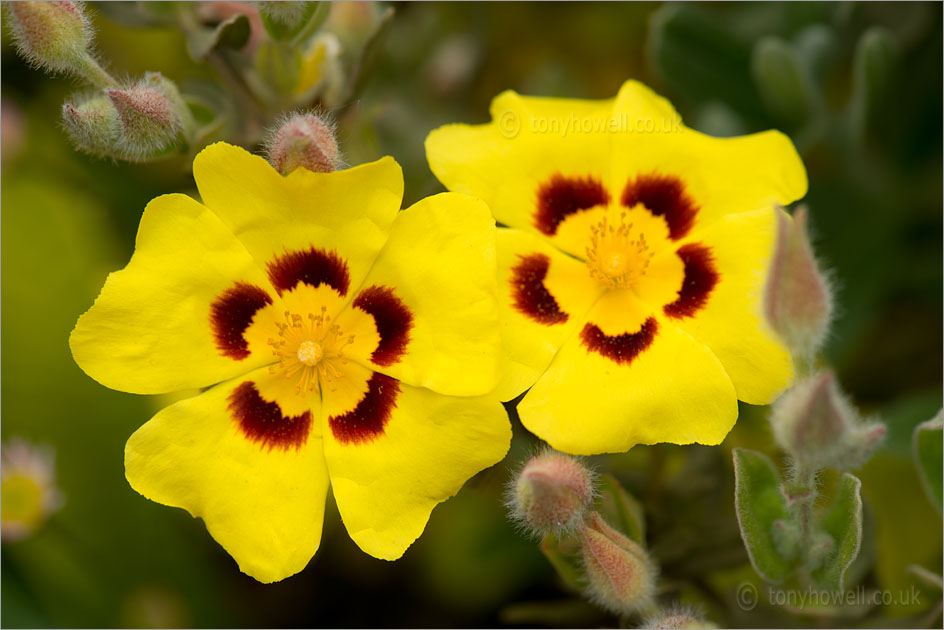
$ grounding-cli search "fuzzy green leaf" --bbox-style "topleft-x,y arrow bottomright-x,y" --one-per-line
913,410 -> 943,513
811,473 -> 863,592
733,448 -> 794,583
595,474 -> 646,546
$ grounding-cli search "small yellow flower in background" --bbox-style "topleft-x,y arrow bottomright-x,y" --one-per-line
426,80 -> 808,455
70,142 -> 510,583
1,438 -> 64,542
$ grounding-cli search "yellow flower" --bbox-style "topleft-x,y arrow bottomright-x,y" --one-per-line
1,438 -> 64,542
426,80 -> 807,455
70,142 -> 510,583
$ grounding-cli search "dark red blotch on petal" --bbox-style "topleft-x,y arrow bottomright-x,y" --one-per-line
535,173 -> 610,236
210,282 -> 273,360
329,373 -> 400,445
229,381 -> 312,451
267,246 -> 351,296
664,243 -> 719,318
353,285 -> 414,367
580,317 -> 658,365
621,173 -> 698,241
511,253 -> 568,325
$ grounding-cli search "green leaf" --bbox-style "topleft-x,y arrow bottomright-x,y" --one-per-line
595,474 -> 646,545
539,534 -> 584,592
849,27 -> 898,140
811,473 -> 863,592
186,14 -> 251,61
733,448 -> 794,583
913,410 -> 943,513
751,36 -> 817,125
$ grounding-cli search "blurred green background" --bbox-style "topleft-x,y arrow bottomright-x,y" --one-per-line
1,2 -> 941,627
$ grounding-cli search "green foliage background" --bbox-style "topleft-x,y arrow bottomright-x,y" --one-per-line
1,2 -> 941,627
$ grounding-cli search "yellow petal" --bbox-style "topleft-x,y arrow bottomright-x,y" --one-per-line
322,376 -> 510,560
70,193 -> 276,394
339,192 -> 501,397
493,228 -> 602,401
425,90 -> 615,239
193,142 -> 403,296
657,207 -> 793,404
518,291 -> 738,455
609,81 -> 807,229
125,366 -> 326,583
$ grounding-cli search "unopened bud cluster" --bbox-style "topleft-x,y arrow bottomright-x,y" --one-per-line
764,206 -> 833,364
265,112 -> 340,175
771,370 -> 885,471
509,453 -> 656,616
62,73 -> 194,161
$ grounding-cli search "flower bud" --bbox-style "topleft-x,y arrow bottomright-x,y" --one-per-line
107,73 -> 193,160
265,113 -> 340,175
62,94 -> 121,157
4,1 -> 92,74
764,206 -> 833,362
771,370 -> 885,471
508,451 -> 595,536
256,1 -> 327,42
579,511 -> 655,615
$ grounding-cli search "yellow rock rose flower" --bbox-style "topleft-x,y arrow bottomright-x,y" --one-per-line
426,80 -> 807,455
70,142 -> 510,583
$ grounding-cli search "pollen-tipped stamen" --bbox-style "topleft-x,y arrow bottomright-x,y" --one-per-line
586,212 -> 654,289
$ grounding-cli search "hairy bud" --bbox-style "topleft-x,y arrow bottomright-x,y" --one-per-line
508,451 -> 595,536
265,113 -> 340,175
61,94 -> 120,156
764,206 -> 833,362
256,1 -> 327,42
4,1 -> 91,74
771,370 -> 885,471
106,73 -> 193,160
645,606 -> 718,630
579,511 -> 655,615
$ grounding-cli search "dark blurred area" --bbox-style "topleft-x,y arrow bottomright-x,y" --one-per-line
1,2 -> 941,627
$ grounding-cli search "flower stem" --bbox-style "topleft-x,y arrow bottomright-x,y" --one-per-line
75,54 -> 119,89
784,462 -> 819,583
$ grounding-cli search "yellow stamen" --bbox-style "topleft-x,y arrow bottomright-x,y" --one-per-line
586,212 -> 654,289
266,305 -> 356,395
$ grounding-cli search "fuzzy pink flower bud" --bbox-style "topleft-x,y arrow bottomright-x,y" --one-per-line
509,451 -> 595,536
265,113 -> 340,175
106,72 -> 193,160
764,206 -> 833,361
771,370 -> 885,471
4,1 -> 91,74
579,511 -> 655,615
62,94 -> 120,157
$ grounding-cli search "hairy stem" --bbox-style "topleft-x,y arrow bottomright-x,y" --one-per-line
75,54 -> 119,89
